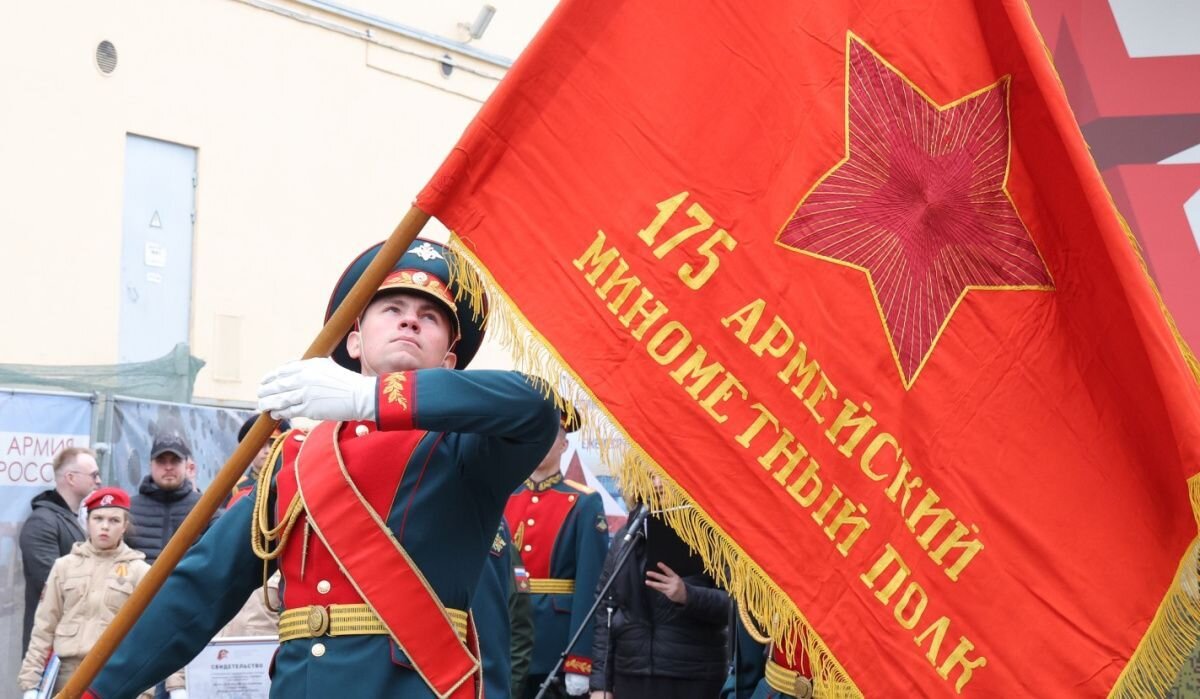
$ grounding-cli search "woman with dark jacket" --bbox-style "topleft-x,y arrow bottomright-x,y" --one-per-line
588,503 -> 730,699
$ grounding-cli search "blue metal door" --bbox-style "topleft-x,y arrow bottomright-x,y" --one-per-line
118,135 -> 196,363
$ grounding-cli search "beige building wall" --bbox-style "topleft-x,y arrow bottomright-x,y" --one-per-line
0,0 -> 557,404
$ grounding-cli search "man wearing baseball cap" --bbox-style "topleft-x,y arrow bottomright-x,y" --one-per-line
125,430 -> 202,566
88,238 -> 559,699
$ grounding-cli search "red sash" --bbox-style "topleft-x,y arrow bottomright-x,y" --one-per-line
295,421 -> 479,698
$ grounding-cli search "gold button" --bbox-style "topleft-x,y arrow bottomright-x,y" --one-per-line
568,495 -> 576,502
355,425 -> 369,437
316,580 -> 331,594
523,544 -> 532,552
526,518 -> 535,526
531,496 -> 539,504
311,642 -> 326,657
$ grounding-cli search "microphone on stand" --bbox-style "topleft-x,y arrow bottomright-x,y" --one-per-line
622,503 -> 653,543
534,502 -> 652,699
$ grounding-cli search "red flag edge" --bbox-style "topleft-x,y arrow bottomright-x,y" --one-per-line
1003,1 -> 1200,696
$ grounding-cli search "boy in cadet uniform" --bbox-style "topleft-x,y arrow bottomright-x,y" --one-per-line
20,486 -> 179,699
84,238 -> 559,699
505,408 -> 609,697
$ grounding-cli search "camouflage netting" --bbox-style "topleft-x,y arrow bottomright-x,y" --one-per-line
0,343 -> 204,403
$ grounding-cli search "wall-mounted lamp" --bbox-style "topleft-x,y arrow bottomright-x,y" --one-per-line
458,4 -> 496,42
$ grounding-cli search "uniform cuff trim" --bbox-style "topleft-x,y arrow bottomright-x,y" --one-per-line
565,655 -> 593,675
377,372 -> 416,431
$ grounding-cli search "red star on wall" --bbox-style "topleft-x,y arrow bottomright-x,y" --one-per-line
778,36 -> 1052,387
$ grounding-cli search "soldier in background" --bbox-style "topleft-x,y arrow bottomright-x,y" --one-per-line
723,615 -> 814,699
224,415 -> 292,508
506,408 -> 609,697
510,541 -> 535,696
215,416 -> 290,639
473,519 -> 534,699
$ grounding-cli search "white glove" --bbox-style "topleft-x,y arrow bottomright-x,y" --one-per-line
23,690 -> 37,699
257,358 -> 376,422
168,690 -> 189,699
565,673 -> 590,696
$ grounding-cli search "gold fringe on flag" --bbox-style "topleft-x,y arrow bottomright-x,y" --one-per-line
1109,521 -> 1200,698
1064,217 -> 1200,698
445,233 -> 864,698
1103,200 -> 1200,697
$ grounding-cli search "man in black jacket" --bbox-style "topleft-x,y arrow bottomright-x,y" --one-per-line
589,502 -> 730,699
18,446 -> 98,652
126,431 -> 202,565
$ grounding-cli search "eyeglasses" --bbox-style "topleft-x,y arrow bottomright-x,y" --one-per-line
68,470 -> 102,482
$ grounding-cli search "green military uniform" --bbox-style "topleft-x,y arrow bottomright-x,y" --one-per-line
86,239 -> 558,699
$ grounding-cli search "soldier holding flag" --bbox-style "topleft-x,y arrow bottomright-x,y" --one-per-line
82,238 -> 559,698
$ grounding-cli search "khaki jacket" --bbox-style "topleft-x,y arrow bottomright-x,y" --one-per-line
217,570 -> 281,638
19,541 -> 184,692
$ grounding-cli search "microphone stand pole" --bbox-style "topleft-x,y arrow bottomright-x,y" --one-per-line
534,508 -> 649,699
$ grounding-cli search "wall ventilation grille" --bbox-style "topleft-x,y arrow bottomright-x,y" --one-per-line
96,40 -> 118,74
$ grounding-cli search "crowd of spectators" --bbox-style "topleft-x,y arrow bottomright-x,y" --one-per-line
17,431 -> 203,698
14,419 -> 797,698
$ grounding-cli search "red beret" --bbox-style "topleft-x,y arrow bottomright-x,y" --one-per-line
84,486 -> 131,511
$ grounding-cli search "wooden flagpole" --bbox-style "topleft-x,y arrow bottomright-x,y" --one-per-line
56,206 -> 432,699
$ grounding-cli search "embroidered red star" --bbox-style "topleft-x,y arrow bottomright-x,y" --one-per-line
778,36 -> 1052,386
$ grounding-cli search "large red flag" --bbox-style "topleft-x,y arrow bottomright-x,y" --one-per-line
418,0 -> 1200,695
